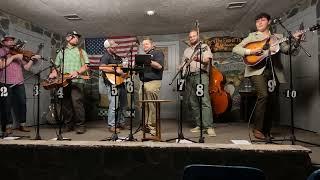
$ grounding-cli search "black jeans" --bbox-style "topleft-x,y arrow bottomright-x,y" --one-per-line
250,68 -> 279,135
6,84 -> 27,125
61,83 -> 86,128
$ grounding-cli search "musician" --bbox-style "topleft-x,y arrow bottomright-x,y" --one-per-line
49,31 -> 89,134
138,37 -> 164,135
100,39 -> 128,133
232,13 -> 302,141
179,29 -> 216,137
0,35 -> 40,134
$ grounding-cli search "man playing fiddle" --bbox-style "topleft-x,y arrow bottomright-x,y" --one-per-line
0,35 -> 40,134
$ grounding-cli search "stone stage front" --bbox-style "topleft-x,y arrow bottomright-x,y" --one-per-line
0,140 -> 312,180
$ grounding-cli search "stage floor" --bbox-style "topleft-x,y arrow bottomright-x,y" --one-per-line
4,119 -> 320,165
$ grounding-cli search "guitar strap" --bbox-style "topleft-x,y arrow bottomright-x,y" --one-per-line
183,43 -> 203,77
78,47 -> 89,76
265,35 -> 277,93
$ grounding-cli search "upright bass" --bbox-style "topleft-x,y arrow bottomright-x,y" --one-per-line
209,64 -> 232,116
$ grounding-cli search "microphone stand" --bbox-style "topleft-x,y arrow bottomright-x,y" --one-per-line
0,57 -> 8,137
277,20 -> 318,146
9,59 -> 53,140
166,68 -> 196,143
196,21 -> 205,143
103,64 -> 125,142
124,44 -> 137,141
55,46 -> 71,141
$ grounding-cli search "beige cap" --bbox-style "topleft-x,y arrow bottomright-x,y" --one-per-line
104,39 -> 118,48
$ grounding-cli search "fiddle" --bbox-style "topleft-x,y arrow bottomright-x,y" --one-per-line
8,43 -> 43,62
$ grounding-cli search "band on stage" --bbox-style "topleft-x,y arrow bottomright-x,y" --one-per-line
0,12 -> 308,142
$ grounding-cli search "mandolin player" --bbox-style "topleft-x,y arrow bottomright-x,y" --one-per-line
232,13 -> 303,141
49,31 -> 89,134
0,35 -> 41,134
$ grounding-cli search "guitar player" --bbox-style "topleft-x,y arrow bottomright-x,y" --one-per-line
232,13 -> 303,141
100,39 -> 128,133
49,31 -> 89,134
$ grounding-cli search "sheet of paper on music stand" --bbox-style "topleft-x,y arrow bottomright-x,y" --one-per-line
231,140 -> 251,145
3,136 -> 21,140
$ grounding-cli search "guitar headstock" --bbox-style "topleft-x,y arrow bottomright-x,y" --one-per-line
309,24 -> 320,32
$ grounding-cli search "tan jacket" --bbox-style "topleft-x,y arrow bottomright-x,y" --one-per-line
232,31 -> 295,83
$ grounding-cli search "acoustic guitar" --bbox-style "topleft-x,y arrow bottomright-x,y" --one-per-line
243,24 -> 320,67
88,64 -> 128,86
41,73 -> 90,90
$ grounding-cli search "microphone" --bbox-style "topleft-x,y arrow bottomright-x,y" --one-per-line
135,39 -> 140,45
272,17 -> 282,24
50,58 -> 59,68
15,39 -> 27,49
195,20 -> 199,27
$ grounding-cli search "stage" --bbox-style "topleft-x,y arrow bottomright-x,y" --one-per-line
0,119 -> 319,180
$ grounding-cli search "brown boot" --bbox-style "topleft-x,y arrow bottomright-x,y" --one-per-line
108,126 -> 120,133
6,127 -> 13,134
76,126 -> 86,134
17,126 -> 30,132
253,129 -> 265,140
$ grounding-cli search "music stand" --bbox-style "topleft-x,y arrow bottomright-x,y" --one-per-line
133,54 -> 151,139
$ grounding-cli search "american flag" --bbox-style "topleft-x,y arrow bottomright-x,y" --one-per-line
85,36 -> 139,66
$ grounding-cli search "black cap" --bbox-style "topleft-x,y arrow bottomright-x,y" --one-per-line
66,31 -> 81,38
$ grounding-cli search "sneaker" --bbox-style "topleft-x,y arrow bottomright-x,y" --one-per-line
190,126 -> 200,133
206,127 -> 216,137
76,126 -> 86,134
150,129 -> 156,136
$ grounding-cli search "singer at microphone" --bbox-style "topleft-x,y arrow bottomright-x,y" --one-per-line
232,12 -> 304,141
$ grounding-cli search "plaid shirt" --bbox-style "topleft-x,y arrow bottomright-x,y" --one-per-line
55,45 -> 89,83
0,47 -> 24,85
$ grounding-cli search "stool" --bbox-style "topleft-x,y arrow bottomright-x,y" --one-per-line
139,99 -> 172,141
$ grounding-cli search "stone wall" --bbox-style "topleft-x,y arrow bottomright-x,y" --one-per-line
0,10 -> 63,58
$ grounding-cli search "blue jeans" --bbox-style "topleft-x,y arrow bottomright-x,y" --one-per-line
106,84 -> 127,127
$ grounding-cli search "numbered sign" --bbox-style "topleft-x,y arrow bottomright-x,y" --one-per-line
285,89 -> 297,99
111,84 -> 118,96
0,86 -> 8,97
267,79 -> 276,93
196,84 -> 204,97
57,87 -> 64,99
126,80 -> 134,94
177,79 -> 186,92
33,85 -> 40,96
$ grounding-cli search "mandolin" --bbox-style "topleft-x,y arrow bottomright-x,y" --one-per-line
243,24 -> 320,67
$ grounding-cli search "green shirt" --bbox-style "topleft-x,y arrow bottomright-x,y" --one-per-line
55,45 -> 89,83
